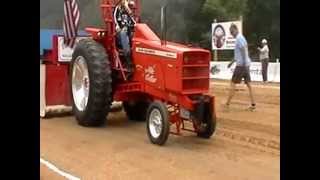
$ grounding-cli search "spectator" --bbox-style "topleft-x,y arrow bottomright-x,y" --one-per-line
257,39 -> 270,83
225,23 -> 256,111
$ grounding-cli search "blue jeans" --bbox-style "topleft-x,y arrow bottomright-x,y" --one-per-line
117,30 -> 131,56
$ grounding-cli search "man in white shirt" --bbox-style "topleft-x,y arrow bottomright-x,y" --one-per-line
225,23 -> 256,111
257,39 -> 269,83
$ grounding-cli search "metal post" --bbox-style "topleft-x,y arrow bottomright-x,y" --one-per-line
239,15 -> 243,34
213,19 -> 218,61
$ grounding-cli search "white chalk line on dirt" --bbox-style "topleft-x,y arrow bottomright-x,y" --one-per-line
210,82 -> 280,90
40,158 -> 81,180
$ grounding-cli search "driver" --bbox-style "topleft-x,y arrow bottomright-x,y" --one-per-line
114,0 -> 136,74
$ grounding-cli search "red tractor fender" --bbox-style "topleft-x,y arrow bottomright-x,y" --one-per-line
85,27 -> 107,40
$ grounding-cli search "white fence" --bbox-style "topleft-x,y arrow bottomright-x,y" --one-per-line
210,61 -> 280,82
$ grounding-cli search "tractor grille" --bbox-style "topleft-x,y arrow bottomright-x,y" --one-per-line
182,52 -> 210,94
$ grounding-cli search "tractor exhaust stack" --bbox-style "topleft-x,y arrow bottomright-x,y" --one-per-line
160,3 -> 167,46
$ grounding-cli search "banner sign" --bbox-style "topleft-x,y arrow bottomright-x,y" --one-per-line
210,62 -> 280,82
212,21 -> 242,50
58,36 -> 89,62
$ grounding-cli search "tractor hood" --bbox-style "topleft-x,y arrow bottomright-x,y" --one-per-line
133,23 -> 210,55
132,23 -> 211,98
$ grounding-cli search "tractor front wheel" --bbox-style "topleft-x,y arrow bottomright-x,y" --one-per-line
70,39 -> 113,127
197,103 -> 216,138
197,115 -> 216,138
146,101 -> 170,145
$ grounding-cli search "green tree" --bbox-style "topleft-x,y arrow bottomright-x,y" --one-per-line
188,0 -> 247,49
40,0 -> 280,61
245,0 -> 280,60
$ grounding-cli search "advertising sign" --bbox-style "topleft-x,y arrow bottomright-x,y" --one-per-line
210,62 -> 280,82
57,36 -> 89,62
212,21 -> 242,50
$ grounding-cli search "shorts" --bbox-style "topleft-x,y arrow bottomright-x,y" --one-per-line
232,66 -> 251,84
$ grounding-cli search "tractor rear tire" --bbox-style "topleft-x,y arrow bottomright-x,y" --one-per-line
146,101 -> 170,145
70,39 -> 113,127
123,101 -> 149,121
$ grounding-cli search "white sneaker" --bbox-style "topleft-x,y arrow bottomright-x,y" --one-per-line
248,105 -> 256,111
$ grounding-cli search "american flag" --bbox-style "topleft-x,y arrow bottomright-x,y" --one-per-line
63,0 -> 80,48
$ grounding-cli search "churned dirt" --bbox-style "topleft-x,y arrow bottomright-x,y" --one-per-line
40,79 -> 280,180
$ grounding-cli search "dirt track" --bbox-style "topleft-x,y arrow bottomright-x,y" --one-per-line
40,80 -> 280,180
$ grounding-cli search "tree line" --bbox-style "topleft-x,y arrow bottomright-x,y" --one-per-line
40,0 -> 280,60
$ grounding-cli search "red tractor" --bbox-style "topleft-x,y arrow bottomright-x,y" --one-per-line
41,0 -> 217,145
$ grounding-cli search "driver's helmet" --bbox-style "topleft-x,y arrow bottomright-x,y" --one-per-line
262,39 -> 267,44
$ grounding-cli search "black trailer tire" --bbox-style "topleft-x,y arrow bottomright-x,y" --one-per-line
70,39 -> 113,127
146,101 -> 170,145
123,101 -> 149,121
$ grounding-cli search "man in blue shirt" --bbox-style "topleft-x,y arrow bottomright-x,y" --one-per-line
225,23 -> 256,111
